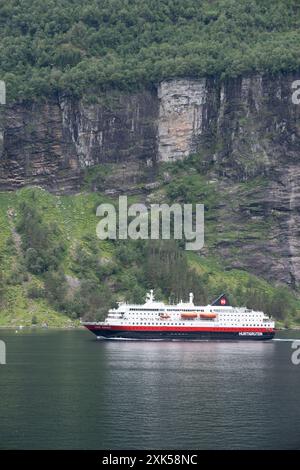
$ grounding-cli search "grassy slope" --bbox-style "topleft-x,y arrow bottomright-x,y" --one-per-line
0,177 -> 300,328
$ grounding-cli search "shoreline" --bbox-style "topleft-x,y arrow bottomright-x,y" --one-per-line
0,325 -> 85,330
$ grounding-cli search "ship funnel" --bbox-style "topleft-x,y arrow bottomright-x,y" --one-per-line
189,292 -> 194,304
211,293 -> 230,306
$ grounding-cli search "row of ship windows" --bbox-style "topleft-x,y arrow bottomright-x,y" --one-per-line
129,308 -> 161,311
126,312 -> 261,317
129,309 -> 206,312
166,309 -> 205,312
124,315 -> 262,320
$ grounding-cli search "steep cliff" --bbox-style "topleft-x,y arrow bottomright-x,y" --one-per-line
157,74 -> 300,287
0,90 -> 158,193
0,72 -> 300,288
157,75 -> 300,172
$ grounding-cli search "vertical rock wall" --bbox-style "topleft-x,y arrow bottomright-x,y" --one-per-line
157,79 -> 207,161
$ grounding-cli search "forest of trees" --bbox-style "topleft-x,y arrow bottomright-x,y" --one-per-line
0,0 -> 299,100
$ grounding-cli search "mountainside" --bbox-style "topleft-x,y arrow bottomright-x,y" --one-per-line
0,0 -> 300,326
1,73 -> 300,289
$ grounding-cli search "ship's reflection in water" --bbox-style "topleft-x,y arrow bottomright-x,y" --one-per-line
0,329 -> 300,449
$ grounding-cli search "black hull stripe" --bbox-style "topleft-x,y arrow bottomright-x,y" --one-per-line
89,330 -> 274,341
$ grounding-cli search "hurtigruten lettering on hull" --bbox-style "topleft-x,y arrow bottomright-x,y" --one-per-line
83,291 -> 275,341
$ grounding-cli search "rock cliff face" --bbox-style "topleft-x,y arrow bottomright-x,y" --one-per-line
0,100 -> 81,192
158,74 -> 300,287
157,75 -> 300,174
0,73 -> 300,287
157,80 -> 206,161
0,90 -> 158,193
1,74 -> 299,187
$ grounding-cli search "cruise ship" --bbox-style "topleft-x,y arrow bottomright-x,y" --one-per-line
83,291 -> 275,341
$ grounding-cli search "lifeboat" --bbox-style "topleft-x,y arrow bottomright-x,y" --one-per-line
181,312 -> 198,319
200,313 -> 217,319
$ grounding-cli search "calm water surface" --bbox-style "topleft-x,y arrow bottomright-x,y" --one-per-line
0,329 -> 300,450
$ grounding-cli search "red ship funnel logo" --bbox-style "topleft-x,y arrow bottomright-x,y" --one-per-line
211,294 -> 230,307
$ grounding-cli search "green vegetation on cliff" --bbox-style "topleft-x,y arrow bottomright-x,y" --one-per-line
0,0 -> 299,101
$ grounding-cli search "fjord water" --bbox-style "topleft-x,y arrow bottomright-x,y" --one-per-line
0,329 -> 300,450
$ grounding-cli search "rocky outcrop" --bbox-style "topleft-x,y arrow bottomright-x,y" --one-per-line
213,174 -> 300,288
0,90 -> 158,193
158,80 -> 206,161
0,100 -> 82,193
60,91 -> 158,168
157,74 -> 300,174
